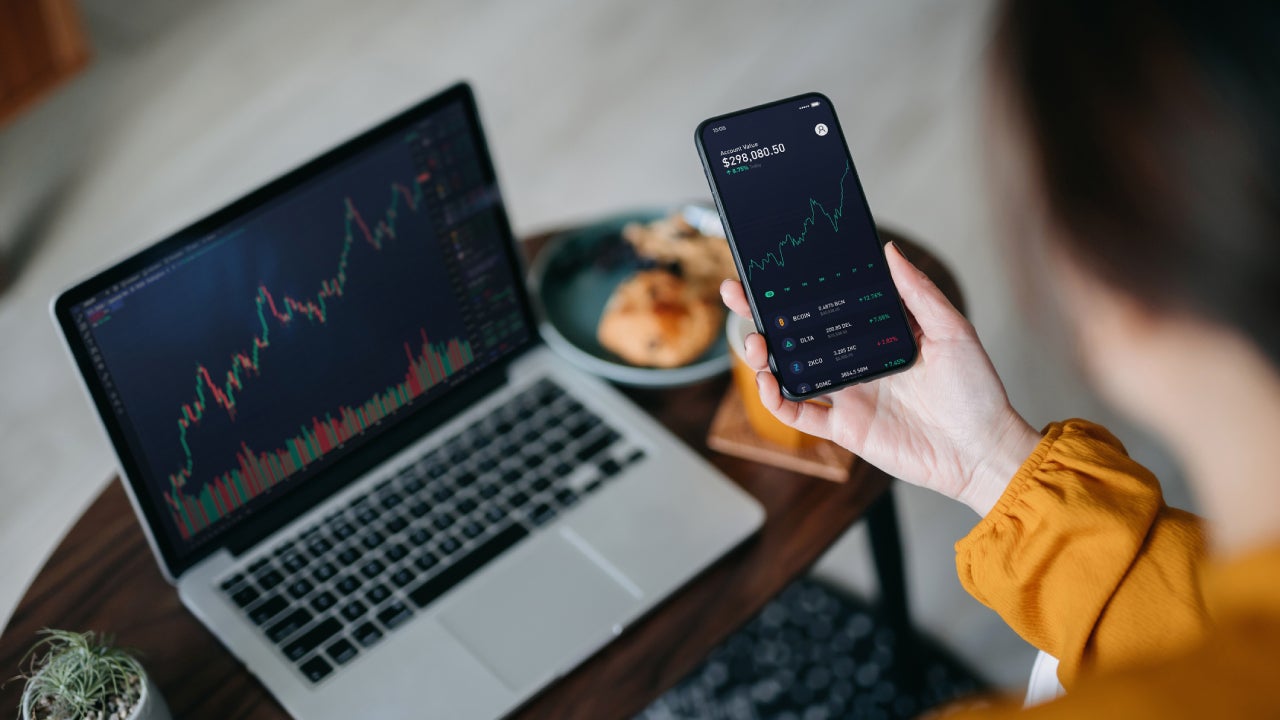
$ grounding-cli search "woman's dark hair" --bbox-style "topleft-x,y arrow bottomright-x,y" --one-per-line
991,0 -> 1280,366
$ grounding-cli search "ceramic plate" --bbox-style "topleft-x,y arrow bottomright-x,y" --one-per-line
527,207 -> 732,387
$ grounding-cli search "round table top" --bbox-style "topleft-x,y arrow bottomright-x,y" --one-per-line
0,227 -> 962,719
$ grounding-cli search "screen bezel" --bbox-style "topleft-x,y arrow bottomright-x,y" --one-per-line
694,91 -> 918,401
52,82 -> 540,580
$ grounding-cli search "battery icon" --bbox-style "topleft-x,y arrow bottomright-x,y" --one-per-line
810,101 -> 820,107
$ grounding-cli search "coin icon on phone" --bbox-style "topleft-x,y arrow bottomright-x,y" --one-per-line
814,123 -> 829,136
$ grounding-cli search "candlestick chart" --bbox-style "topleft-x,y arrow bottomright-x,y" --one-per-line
87,136 -> 476,544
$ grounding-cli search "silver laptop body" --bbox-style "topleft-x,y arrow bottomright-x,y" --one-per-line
52,82 -> 763,720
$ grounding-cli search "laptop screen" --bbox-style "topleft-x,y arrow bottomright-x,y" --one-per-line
62,93 -> 531,558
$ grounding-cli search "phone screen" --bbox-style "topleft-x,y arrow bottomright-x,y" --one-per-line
697,93 -> 917,398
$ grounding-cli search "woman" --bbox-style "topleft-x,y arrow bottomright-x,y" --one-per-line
722,1 -> 1279,715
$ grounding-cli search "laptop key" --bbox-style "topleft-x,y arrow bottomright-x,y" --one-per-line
391,567 -> 416,588
362,531 -> 385,549
310,591 -> 337,612
456,497 -> 478,514
377,600 -> 414,630
337,547 -> 362,566
484,506 -> 506,523
554,488 -> 578,507
575,433 -> 616,462
248,557 -> 270,573
461,522 -> 483,539
220,573 -> 245,591
281,552 -> 308,573
256,569 -> 284,590
600,458 -> 622,477
414,552 -> 438,571
366,583 -> 391,605
408,501 -> 430,518
354,622 -> 383,648
409,524 -> 529,609
360,559 -> 385,579
266,608 -> 313,643
306,537 -> 333,556
299,655 -> 333,683
327,638 -> 358,665
355,506 -> 379,525
380,492 -> 403,510
478,483 -> 501,499
529,503 -> 557,526
231,586 -> 260,608
284,618 -> 341,662
331,522 -> 356,540
335,575 -> 362,595
432,514 -> 454,531
385,543 -> 408,562
507,490 -> 529,508
438,537 -> 462,556
248,595 -> 289,625
287,579 -> 314,600
408,528 -> 431,546
313,562 -> 337,582
387,515 -> 408,533
340,600 -> 367,622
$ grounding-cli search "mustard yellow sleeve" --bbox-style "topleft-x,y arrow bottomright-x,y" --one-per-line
953,419 -> 1209,688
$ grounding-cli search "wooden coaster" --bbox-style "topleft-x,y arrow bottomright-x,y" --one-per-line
706,387 -> 858,482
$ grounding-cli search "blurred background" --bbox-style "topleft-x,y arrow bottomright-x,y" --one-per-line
0,0 -> 1196,693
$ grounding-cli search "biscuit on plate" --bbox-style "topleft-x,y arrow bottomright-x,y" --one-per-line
597,270 -> 723,368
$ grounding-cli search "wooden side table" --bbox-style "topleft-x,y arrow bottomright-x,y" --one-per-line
0,229 -> 962,719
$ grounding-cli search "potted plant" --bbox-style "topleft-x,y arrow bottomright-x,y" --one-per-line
15,629 -> 170,720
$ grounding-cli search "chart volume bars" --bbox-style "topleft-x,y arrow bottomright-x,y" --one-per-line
165,330 -> 473,539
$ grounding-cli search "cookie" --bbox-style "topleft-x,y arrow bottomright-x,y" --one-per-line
597,270 -> 724,368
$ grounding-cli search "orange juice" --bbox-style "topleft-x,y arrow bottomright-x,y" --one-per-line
726,312 -> 811,448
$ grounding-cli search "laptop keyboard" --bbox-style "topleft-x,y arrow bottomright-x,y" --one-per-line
216,378 -> 646,684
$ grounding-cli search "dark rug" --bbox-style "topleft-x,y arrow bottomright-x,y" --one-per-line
638,577 -> 987,720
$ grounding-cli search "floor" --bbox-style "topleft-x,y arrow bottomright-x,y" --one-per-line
0,0 -> 1197,694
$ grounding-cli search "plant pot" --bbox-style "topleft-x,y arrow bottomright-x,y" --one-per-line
21,673 -> 171,720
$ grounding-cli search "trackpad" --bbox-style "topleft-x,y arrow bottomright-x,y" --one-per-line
438,529 -> 642,692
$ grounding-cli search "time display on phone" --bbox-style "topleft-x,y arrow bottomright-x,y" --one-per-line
696,93 -> 917,398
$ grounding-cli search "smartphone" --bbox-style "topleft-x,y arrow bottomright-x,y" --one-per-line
696,92 -> 918,400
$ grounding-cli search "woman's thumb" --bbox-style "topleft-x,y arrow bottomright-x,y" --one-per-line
885,242 -> 967,340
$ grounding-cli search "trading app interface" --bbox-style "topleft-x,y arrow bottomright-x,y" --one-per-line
68,101 -> 530,554
701,96 -> 914,396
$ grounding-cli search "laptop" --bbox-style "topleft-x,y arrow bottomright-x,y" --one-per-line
52,82 -> 763,719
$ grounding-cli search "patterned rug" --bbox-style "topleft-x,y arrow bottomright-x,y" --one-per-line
639,577 -> 987,719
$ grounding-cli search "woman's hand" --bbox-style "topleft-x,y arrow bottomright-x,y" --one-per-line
721,242 -> 1040,516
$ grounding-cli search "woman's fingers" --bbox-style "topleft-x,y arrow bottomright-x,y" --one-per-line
885,242 -> 969,340
743,331 -> 770,371
755,371 -> 833,440
719,279 -> 752,320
